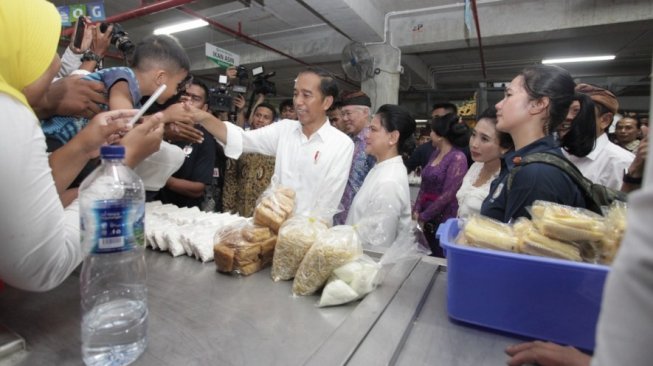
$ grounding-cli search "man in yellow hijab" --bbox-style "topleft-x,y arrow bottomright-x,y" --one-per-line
0,0 -> 164,291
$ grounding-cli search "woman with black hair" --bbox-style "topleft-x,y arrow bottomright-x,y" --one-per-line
481,64 -> 596,223
345,104 -> 416,248
413,112 -> 469,256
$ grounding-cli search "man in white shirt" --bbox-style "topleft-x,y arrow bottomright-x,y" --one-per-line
564,84 -> 634,191
198,67 -> 354,218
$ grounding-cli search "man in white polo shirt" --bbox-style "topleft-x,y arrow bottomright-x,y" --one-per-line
197,67 -> 354,219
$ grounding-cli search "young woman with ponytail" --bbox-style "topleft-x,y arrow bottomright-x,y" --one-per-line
480,64 -> 597,223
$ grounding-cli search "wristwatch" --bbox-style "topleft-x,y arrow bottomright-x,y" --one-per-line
623,169 -> 642,185
80,50 -> 103,63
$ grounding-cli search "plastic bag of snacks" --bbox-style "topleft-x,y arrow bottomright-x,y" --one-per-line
529,200 -> 605,243
213,220 -> 277,276
271,215 -> 329,282
292,225 -> 362,296
599,201 -> 627,265
529,200 -> 606,261
319,222 -> 430,307
513,218 -> 582,262
458,215 -> 520,252
253,180 -> 296,233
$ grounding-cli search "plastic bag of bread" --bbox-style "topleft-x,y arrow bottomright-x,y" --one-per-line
529,200 -> 605,243
319,223 -> 430,307
213,220 -> 277,276
253,180 -> 296,232
514,218 -> 582,262
271,215 -> 329,282
599,202 -> 627,265
459,215 -> 519,252
292,225 -> 362,296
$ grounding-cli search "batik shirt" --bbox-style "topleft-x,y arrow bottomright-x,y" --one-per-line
334,128 -> 375,225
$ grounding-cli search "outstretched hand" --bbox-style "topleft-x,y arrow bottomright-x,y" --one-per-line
505,341 -> 591,366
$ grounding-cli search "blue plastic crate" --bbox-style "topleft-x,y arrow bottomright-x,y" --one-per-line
437,218 -> 610,351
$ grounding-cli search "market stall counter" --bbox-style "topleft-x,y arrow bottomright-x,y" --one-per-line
0,249 -> 521,365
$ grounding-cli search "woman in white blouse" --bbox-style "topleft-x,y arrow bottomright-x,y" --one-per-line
456,107 -> 513,218
346,104 -> 416,248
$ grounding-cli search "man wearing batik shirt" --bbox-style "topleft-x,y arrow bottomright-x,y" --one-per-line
333,91 -> 376,224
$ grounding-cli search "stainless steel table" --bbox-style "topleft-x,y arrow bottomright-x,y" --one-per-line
0,250 -> 521,365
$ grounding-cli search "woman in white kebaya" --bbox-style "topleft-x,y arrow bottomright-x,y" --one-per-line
456,106 -> 513,218
346,104 -> 416,248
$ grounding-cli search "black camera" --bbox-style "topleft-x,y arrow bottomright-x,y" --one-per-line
208,75 -> 233,112
251,66 -> 276,96
99,22 -> 135,56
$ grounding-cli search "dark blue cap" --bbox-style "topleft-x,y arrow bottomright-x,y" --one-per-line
100,145 -> 125,159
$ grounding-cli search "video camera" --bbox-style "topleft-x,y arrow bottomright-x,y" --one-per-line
207,65 -> 276,117
251,66 -> 276,96
99,22 -> 135,56
208,75 -> 235,113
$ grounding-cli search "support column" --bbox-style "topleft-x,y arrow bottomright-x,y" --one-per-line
361,43 -> 401,112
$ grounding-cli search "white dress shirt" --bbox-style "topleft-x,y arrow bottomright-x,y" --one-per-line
592,126 -> 653,366
346,156 -> 412,248
456,162 -> 499,219
0,94 -> 83,291
565,133 -> 634,190
223,118 -> 354,217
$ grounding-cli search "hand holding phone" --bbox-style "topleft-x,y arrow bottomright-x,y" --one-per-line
73,16 -> 87,50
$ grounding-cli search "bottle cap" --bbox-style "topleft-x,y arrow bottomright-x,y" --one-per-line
100,145 -> 125,159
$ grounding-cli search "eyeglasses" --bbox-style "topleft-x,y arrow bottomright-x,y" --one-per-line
176,74 -> 194,95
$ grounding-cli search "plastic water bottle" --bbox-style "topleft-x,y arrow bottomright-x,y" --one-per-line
79,145 -> 148,366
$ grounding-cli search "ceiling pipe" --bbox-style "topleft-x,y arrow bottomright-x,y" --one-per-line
178,6 -> 358,87
61,0 -> 196,37
366,0 -> 502,78
471,0 -> 488,79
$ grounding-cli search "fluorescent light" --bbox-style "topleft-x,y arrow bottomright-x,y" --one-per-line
154,19 -> 208,35
542,55 -> 615,64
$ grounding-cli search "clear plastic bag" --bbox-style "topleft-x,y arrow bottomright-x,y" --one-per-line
529,200 -> 605,243
318,223 -> 430,307
252,179 -> 296,233
292,225 -> 362,296
459,215 -> 520,252
599,201 -> 627,265
213,220 -> 277,276
271,215 -> 329,282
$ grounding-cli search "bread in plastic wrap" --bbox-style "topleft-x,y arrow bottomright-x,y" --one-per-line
459,215 -> 519,252
530,200 -> 605,243
213,221 -> 277,276
271,215 -> 329,282
515,218 -> 582,262
599,202 -> 627,265
253,184 -> 295,232
292,225 -> 362,296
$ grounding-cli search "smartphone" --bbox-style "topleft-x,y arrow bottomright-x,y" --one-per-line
73,16 -> 86,49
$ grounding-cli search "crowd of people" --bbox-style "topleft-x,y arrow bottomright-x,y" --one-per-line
1,1 -> 652,365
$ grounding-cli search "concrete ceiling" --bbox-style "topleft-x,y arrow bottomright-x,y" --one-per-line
53,0 -> 653,116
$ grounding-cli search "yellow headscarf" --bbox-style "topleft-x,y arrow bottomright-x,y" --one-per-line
0,0 -> 61,109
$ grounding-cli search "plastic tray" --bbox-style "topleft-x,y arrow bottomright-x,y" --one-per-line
437,218 -> 609,351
